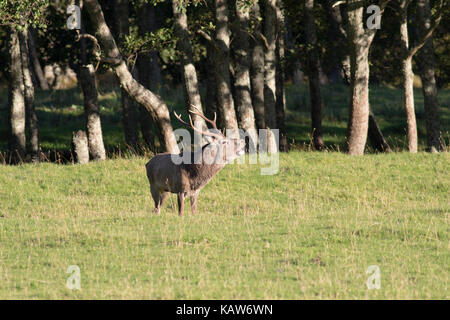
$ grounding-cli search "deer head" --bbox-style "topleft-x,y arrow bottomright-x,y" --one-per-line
174,106 -> 245,165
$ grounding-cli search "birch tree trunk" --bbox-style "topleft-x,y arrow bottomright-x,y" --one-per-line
172,0 -> 207,136
233,0 -> 258,148
214,0 -> 239,138
78,64 -> 106,160
262,0 -> 277,130
304,0 -> 324,150
399,6 -> 418,153
84,0 -> 179,153
19,29 -> 39,162
345,1 -> 381,155
8,29 -> 26,161
249,2 -> 266,130
416,0 -> 443,152
77,0 -> 106,161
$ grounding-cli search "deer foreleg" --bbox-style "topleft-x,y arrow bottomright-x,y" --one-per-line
177,192 -> 185,216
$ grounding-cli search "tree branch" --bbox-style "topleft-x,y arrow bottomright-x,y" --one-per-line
196,29 -> 220,51
407,0 -> 443,59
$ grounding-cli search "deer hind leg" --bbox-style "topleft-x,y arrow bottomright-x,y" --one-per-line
177,192 -> 185,216
190,192 -> 199,215
150,185 -> 161,214
159,192 -> 169,208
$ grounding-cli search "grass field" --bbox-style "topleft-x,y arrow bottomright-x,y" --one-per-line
0,83 -> 449,299
0,152 -> 448,299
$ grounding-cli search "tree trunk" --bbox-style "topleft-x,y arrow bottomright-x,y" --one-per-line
114,0 -> 138,151
415,0 -> 442,152
249,2 -> 266,130
262,0 -> 277,130
18,29 -> 39,162
214,0 -> 239,137
84,0 -> 179,153
27,29 -> 49,90
72,130 -> 90,164
346,4 -> 374,155
172,0 -> 207,136
136,1 -> 159,151
8,29 -> 26,161
275,0 -> 288,151
233,0 -> 258,148
304,0 -> 324,150
77,0 -> 106,161
205,41 -> 218,122
78,64 -> 106,160
399,10 -> 418,153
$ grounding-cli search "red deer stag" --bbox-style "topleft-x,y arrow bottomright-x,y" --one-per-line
146,108 -> 245,216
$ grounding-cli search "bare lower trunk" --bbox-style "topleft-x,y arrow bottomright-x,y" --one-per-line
19,29 -> 39,162
84,0 -> 179,153
72,130 -> 89,164
214,0 -> 239,137
172,0 -> 207,135
402,56 -> 418,153
275,0 -> 288,151
347,44 -> 370,155
27,29 -> 49,90
8,29 -> 26,161
346,5 -> 371,155
79,64 -> 106,160
250,2 -> 265,130
304,0 -> 324,150
233,0 -> 258,148
400,14 -> 418,153
263,0 -> 277,129
416,0 -> 442,152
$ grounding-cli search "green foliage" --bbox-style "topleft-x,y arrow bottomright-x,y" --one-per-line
0,0 -> 49,30
121,25 -> 177,65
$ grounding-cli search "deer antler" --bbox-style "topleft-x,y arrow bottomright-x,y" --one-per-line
188,104 -> 218,131
174,111 -> 223,139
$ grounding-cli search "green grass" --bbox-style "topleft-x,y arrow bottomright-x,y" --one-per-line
0,152 -> 448,299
